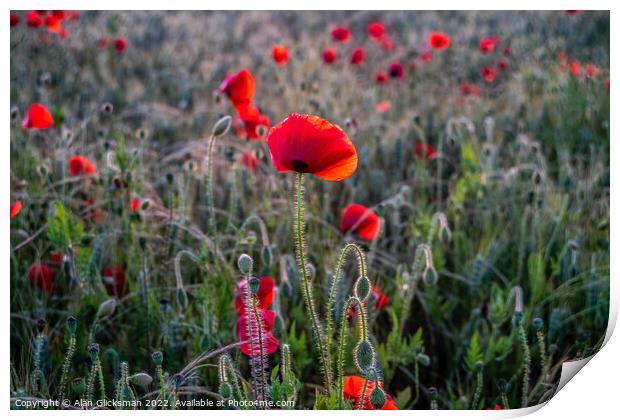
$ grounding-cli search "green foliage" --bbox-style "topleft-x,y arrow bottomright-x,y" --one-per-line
47,201 -> 84,250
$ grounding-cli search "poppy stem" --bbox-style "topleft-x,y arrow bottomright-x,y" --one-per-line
205,133 -> 218,249
337,296 -> 367,408
294,173 -> 332,391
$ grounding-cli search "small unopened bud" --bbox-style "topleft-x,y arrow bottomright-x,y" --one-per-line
369,387 -> 386,409
256,124 -> 267,138
429,387 -> 438,400
423,266 -> 438,285
305,263 -> 315,281
140,199 -> 151,211
354,340 -> 375,372
151,351 -> 163,366
237,253 -> 253,275
532,317 -> 543,331
10,106 -> 19,120
219,382 -> 232,399
130,373 -> 153,387
248,275 -> 260,296
212,115 -> 232,137
417,353 -> 431,366
261,245 -> 273,268
176,287 -> 188,309
66,316 -> 77,334
88,343 -> 100,362
97,298 -> 117,319
354,276 -> 371,301
36,318 -> 47,334
475,360 -> 484,370
497,378 -> 508,393
166,173 -> 174,185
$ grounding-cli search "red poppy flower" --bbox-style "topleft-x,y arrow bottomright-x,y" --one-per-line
375,101 -> 391,113
503,45 -> 512,56
480,66 -> 496,83
428,32 -> 450,50
486,405 -> 502,410
10,201 -> 22,219
98,38 -> 109,49
237,310 -> 279,356
45,14 -> 61,33
240,151 -> 258,172
367,22 -> 386,41
375,72 -> 388,84
266,113 -> 357,182
28,263 -> 54,293
10,14 -> 20,28
26,11 -> 43,28
102,266 -> 127,298
343,376 -> 399,410
51,10 -> 65,20
415,143 -> 437,159
420,51 -> 433,63
331,27 -> 350,43
340,204 -> 380,241
234,104 -> 270,140
372,286 -> 389,310
496,59 -> 508,71
565,10 -> 581,14
272,44 -> 289,65
130,198 -> 140,213
68,155 -> 96,176
350,48 -> 364,65
584,64 -> 602,79
50,251 -> 64,265
460,83 -> 479,97
21,103 -> 54,130
569,60 -> 581,77
219,69 -> 255,107
479,36 -> 499,54
234,277 -> 275,316
388,62 -> 404,79
114,37 -> 127,53
322,48 -> 337,64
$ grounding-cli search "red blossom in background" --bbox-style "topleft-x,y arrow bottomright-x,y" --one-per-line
415,143 -> 437,159
460,83 -> 479,97
21,103 -> 54,130
372,286 -> 389,310
266,113 -> 357,182
28,263 -> 54,293
340,204 -> 380,241
480,66 -> 496,83
322,48 -> 337,64
331,26 -> 350,42
375,72 -> 388,84
428,32 -> 450,50
343,376 -> 399,410
350,48 -> 365,65
234,104 -> 270,140
26,11 -> 43,28
68,155 -> 96,176
240,152 -> 258,172
234,277 -> 275,316
388,62 -> 404,79
102,266 -> 127,298
236,310 -> 279,356
496,59 -> 508,71
570,60 -> 581,77
367,22 -> 386,40
11,201 -> 22,219
11,14 -> 20,28
420,51 -> 433,63
479,36 -> 499,54
272,44 -> 289,65
584,63 -> 602,79
376,100 -> 391,113
219,69 -> 255,107
130,198 -> 140,213
45,14 -> 61,33
114,37 -> 127,53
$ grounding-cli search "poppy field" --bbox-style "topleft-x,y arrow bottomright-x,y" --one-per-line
9,10 -> 610,410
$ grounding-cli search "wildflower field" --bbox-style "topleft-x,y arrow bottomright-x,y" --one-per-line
9,10 -> 610,410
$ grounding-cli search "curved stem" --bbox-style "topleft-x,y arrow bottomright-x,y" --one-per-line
337,296 -> 367,408
294,173 -> 332,390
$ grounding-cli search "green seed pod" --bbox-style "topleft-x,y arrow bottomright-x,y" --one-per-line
151,351 -> 163,366
219,382 -> 232,399
261,245 -> 273,268
212,115 -> 232,137
417,353 -> 431,366
370,387 -> 386,409
423,266 -> 438,285
237,253 -> 253,275
439,225 -> 452,243
354,340 -> 375,372
130,373 -> 153,387
514,311 -> 524,325
66,316 -> 77,334
248,275 -> 260,296
88,343 -> 100,363
496,378 -> 508,393
354,276 -> 371,301
532,317 -> 543,331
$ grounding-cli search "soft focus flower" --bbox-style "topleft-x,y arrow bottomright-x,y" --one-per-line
11,14 -> 20,28
375,72 -> 388,84
479,36 -> 499,54
50,251 -> 64,265
68,155 -> 96,176
266,113 -> 357,182
45,14 -> 61,33
240,151 -> 258,172
420,51 -> 433,63
21,103 -> 54,130
460,83 -> 479,97
272,44 -> 289,65
480,66 -> 496,83
428,32 -> 450,50
367,22 -> 386,41
376,100 -> 391,113
322,48 -> 337,64
350,48 -> 365,65
415,143 -> 437,159
237,310 -> 279,356
570,60 -> 581,77
28,263 -> 54,293
331,26 -> 350,43
343,376 -> 399,410
220,69 -> 255,107
10,201 -> 22,219
234,276 -> 275,316
114,37 -> 127,53
486,405 -> 502,410
388,62 -> 404,79
584,64 -> 602,79
340,204 -> 380,241
496,59 -> 508,71
26,11 -> 43,28
234,104 -> 270,140
372,286 -> 389,310
102,266 -> 127,298
98,38 -> 109,49
130,198 -> 140,213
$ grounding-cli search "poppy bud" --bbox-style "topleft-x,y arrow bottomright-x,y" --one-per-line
97,298 -> 117,319
261,245 -> 273,268
176,286 -> 188,309
423,266 -> 438,285
136,128 -> 149,140
159,298 -> 170,312
219,382 -> 232,399
475,360 -> 484,370
497,378 -> 508,393
532,171 -> 542,185
172,373 -> 185,389
66,316 -> 77,334
151,351 -> 163,366
354,276 -> 371,301
36,318 -> 47,334
417,353 -> 431,366
237,253 -> 253,275
354,340 -> 375,372
130,373 -> 153,387
72,378 -> 86,395
370,386 -> 386,409
212,115 -> 232,137
140,198 -> 151,211
533,317 -> 543,331
248,275 -> 260,296
429,387 -> 438,400
88,343 -> 100,362
101,102 -> 114,114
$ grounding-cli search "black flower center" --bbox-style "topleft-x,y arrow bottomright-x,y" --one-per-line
292,160 -> 308,172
